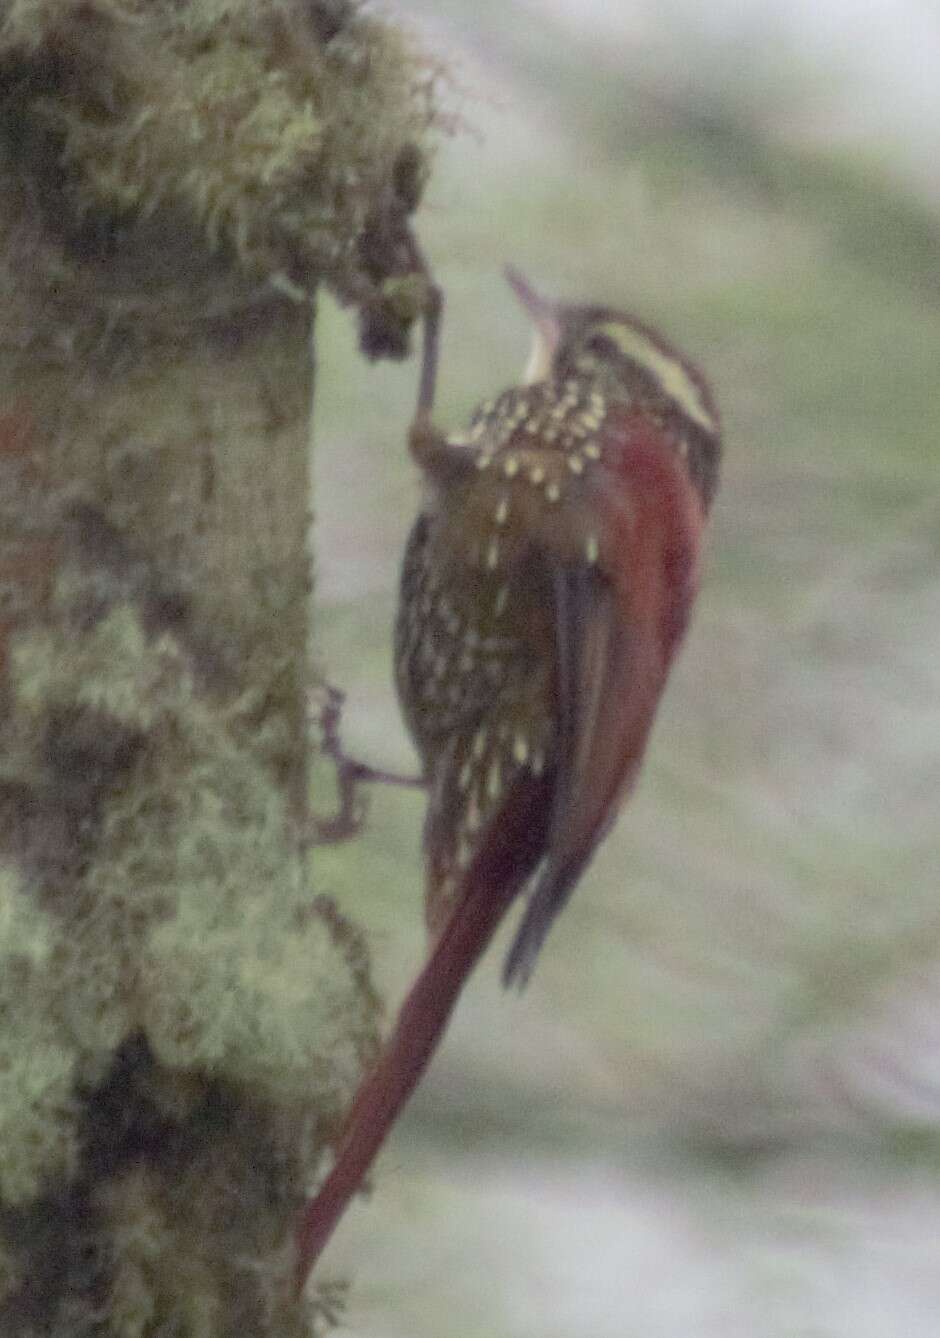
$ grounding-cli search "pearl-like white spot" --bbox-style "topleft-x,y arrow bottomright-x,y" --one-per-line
495,496 -> 509,525
545,482 -> 561,503
494,585 -> 509,615
568,455 -> 585,474
529,466 -> 545,485
472,729 -> 488,759
486,539 -> 500,570
512,733 -> 529,765
585,533 -> 600,564
584,443 -> 601,460
487,759 -> 502,800
503,456 -> 519,477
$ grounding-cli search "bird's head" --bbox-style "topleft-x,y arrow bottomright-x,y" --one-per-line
505,267 -> 721,506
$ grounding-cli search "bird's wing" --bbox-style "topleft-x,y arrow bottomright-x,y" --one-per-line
502,558 -> 660,987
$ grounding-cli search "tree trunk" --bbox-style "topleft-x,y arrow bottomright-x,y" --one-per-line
0,1 -> 435,1332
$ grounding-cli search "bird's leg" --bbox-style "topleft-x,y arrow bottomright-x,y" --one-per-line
308,685 -> 424,846
295,255 -> 497,1291
414,264 -> 442,425
307,253 -> 444,849
405,252 -> 494,487
402,238 -> 454,475
308,249 -> 442,849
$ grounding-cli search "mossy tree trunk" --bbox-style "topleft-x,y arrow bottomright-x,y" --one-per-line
0,1 -> 435,1333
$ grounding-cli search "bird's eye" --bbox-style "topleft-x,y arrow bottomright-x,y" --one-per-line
584,333 -> 617,358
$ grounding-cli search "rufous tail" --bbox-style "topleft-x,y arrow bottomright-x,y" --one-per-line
293,776 -> 550,1294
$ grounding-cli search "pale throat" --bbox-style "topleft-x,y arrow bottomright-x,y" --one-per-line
522,328 -> 555,385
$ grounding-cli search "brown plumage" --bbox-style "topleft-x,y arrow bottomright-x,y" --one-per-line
295,270 -> 721,1290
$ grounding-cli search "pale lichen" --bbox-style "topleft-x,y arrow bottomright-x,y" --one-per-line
0,557 -> 379,1333
0,865 -> 79,1206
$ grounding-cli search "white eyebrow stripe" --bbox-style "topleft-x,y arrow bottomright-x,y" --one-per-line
595,322 -> 717,434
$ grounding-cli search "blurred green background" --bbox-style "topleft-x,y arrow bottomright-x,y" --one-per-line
310,2 -> 940,1333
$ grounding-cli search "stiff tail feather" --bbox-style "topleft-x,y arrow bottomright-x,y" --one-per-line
294,773 -> 550,1293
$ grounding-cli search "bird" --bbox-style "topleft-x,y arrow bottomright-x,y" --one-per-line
295,267 -> 721,1291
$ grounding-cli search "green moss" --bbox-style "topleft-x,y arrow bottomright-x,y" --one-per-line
1,570 -> 378,1332
0,0 -> 441,355
9,593 -> 375,1105
99,1166 -> 224,1338
14,603 -> 168,730
0,866 -> 79,1206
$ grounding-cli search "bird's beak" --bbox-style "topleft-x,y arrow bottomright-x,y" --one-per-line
504,266 -> 561,384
